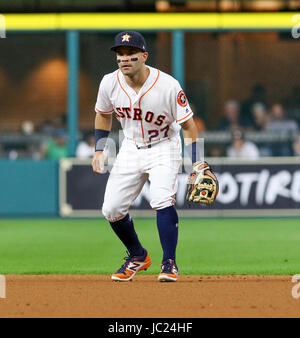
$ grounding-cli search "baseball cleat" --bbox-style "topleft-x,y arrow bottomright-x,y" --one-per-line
158,259 -> 178,282
111,250 -> 151,282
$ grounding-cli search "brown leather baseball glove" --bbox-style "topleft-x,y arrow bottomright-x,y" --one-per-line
186,161 -> 219,204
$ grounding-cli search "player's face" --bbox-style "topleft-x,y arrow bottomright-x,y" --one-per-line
116,47 -> 148,77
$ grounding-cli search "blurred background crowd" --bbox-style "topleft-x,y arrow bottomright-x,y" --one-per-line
2,88 -> 300,160
1,81 -> 299,160
1,1 -> 300,160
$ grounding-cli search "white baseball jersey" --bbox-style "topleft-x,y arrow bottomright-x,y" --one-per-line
95,65 -> 193,147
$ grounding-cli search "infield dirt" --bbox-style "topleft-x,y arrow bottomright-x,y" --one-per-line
0,275 -> 299,318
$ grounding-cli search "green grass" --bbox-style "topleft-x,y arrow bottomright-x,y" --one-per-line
0,218 -> 299,275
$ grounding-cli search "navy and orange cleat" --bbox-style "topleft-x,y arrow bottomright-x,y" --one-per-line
158,259 -> 178,282
111,250 -> 152,282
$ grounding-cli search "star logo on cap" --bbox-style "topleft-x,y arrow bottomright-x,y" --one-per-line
121,33 -> 132,42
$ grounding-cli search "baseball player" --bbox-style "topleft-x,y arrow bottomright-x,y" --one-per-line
92,31 -> 211,282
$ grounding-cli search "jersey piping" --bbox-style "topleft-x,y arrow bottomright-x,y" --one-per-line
95,106 -> 115,114
138,69 -> 160,144
117,70 -> 133,112
177,111 -> 193,124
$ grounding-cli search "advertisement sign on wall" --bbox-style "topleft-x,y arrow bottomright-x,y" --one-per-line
59,158 -> 300,217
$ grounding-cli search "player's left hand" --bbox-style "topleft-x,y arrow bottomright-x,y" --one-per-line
186,161 -> 219,204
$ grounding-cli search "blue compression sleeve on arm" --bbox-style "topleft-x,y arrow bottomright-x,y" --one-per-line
186,141 -> 202,163
95,129 -> 109,151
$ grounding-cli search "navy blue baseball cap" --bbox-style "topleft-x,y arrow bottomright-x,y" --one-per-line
111,31 -> 147,52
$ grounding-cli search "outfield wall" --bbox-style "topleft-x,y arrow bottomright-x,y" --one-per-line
59,157 -> 300,218
0,160 -> 58,216
0,157 -> 299,217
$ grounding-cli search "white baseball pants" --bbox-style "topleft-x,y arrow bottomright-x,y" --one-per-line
102,136 -> 182,222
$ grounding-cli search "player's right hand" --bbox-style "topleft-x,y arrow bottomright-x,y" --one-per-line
92,151 -> 105,174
